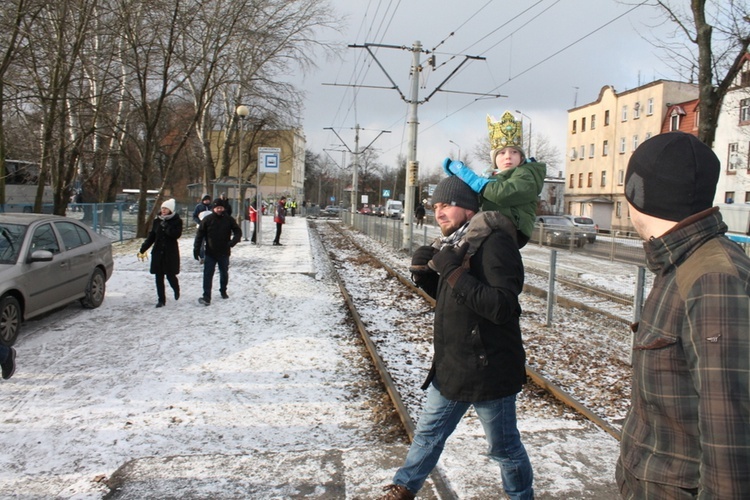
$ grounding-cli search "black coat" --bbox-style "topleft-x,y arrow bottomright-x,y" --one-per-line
194,212 -> 242,258
140,214 -> 183,276
418,229 -> 526,402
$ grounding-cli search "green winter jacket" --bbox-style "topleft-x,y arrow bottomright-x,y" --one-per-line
479,161 -> 546,239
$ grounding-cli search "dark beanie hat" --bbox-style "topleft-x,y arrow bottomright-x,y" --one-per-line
202,194 -> 211,201
432,176 -> 480,212
625,132 -> 719,222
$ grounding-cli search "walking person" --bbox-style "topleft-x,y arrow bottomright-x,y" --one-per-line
414,201 -> 426,228
617,131 -> 750,499
193,200 -> 242,305
0,345 -> 16,380
192,194 -> 211,226
248,200 -> 258,244
138,199 -> 182,308
379,176 -> 533,500
272,196 -> 287,246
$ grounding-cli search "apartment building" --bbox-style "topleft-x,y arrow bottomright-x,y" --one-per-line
565,80 -> 699,234
714,56 -> 750,207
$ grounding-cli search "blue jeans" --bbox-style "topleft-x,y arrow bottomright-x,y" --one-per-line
393,384 -> 534,499
202,253 -> 229,300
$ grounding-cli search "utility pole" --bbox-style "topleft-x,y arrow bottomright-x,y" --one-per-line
338,41 -> 501,251
325,125 -> 390,213
403,41 -> 422,252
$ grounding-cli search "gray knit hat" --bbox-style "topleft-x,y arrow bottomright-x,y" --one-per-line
625,132 -> 719,222
432,176 -> 480,212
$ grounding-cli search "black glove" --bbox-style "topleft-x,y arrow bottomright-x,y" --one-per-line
429,243 -> 469,276
193,248 -> 200,261
409,245 -> 438,273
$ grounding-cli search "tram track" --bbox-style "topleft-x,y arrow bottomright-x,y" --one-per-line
313,220 -> 626,446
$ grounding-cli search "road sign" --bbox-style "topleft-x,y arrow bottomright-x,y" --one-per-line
258,147 -> 281,173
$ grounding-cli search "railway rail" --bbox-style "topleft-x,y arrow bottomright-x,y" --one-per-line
314,220 -> 626,445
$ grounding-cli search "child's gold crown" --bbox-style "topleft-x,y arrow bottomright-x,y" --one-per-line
487,111 -> 523,151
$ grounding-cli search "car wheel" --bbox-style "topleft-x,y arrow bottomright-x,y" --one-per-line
576,239 -> 586,248
0,295 -> 21,346
81,268 -> 106,309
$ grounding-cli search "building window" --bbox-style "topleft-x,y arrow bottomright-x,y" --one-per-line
570,147 -> 578,160
740,99 -> 750,123
618,169 -> 624,185
578,173 -> 583,188
587,172 -> 593,188
633,102 -> 641,119
569,174 -> 574,188
591,114 -> 596,130
604,110 -> 610,126
670,114 -> 680,131
725,191 -> 735,204
621,105 -> 628,121
647,98 -> 654,115
589,144 -> 595,158
616,201 -> 622,218
741,71 -> 750,87
582,117 -> 586,132
728,142 -> 739,171
572,120 -> 577,134
619,137 -> 626,154
645,132 -> 652,141
600,171 -> 607,187
633,135 -> 639,151
602,140 -> 609,156
580,145 -> 585,160
745,192 -> 750,203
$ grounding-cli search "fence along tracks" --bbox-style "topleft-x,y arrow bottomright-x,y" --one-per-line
314,220 -> 624,447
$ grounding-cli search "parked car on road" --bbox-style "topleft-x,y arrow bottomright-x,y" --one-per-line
373,205 -> 385,217
358,204 -> 372,215
563,215 -> 598,243
384,200 -> 403,219
0,213 -> 114,345
532,215 -> 587,248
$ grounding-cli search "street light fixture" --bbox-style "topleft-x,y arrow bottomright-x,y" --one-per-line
514,109 -> 532,158
449,140 -> 461,161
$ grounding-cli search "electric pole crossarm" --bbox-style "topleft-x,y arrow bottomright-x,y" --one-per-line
422,55 -> 486,103
324,127 -> 353,153
360,130 -> 391,154
322,83 -> 398,91
349,44 -> 407,102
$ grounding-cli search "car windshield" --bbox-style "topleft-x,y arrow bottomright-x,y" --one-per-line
574,217 -> 593,224
0,223 -> 27,264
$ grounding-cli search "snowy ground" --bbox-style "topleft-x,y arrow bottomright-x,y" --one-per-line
0,215 -> 624,499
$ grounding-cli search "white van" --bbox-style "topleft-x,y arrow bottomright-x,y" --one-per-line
384,200 -> 403,219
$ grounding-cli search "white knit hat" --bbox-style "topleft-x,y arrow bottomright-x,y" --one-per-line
161,199 -> 176,213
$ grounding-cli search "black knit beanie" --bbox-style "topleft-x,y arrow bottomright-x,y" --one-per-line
624,132 -> 719,222
432,176 -> 480,212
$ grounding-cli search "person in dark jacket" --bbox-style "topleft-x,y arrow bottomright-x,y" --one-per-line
192,194 -> 211,226
138,199 -> 182,308
215,192 -> 232,217
379,176 -> 532,500
617,132 -> 750,499
193,200 -> 242,305
272,196 -> 287,246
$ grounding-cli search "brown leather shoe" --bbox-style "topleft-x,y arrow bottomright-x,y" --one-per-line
378,484 -> 415,500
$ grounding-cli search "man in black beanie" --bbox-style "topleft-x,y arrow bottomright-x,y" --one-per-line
617,132 -> 750,499
378,176 -> 532,500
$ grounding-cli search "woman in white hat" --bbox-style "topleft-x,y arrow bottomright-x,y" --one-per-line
138,199 -> 183,307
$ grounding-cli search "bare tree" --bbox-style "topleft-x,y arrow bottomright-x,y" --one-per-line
646,0 -> 750,146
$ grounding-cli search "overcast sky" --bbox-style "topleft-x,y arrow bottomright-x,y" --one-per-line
295,0 -> 678,183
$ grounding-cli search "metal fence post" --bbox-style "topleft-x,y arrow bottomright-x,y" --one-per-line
546,249 -> 557,327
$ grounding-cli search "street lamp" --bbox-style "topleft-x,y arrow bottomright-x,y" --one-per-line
236,105 -> 250,227
449,140 -> 461,161
514,109 -> 532,158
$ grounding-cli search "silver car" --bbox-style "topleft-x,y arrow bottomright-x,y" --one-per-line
0,213 -> 114,345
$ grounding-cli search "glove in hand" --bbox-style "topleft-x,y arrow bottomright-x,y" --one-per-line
193,249 -> 200,261
137,251 -> 148,262
454,163 -> 490,193
428,244 -> 469,276
442,157 -> 456,176
409,245 -> 438,274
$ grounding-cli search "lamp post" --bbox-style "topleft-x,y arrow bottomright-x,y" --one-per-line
236,105 -> 250,226
449,140 -> 461,161
514,109 -> 532,158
